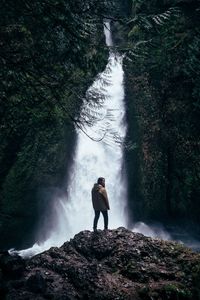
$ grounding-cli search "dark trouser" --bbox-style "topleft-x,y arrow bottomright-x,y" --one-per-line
93,210 -> 108,230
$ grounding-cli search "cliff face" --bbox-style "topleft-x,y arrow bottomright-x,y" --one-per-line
120,0 -> 200,231
0,1 -> 110,250
1,228 -> 200,300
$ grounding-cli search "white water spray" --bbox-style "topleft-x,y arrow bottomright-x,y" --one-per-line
10,23 -> 128,258
132,222 -> 171,240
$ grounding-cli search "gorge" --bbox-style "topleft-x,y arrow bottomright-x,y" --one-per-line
10,22 -> 129,258
0,0 -> 200,255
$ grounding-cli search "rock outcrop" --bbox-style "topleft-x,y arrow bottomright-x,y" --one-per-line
1,228 -> 200,299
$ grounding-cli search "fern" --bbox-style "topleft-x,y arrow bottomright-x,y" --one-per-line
125,6 -> 181,60
127,7 -> 180,32
185,36 -> 200,76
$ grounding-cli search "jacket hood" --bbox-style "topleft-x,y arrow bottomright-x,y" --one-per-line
93,183 -> 102,191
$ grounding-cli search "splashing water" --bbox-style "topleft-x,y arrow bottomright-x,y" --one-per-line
61,53 -> 128,236
132,222 -> 171,240
9,23 -> 128,258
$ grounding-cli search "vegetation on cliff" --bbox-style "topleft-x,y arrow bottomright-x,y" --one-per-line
123,0 -> 200,232
0,0 -> 115,249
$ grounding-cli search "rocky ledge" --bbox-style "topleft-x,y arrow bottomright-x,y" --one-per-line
0,227 -> 200,300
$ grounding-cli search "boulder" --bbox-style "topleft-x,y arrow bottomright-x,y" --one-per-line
0,228 -> 200,299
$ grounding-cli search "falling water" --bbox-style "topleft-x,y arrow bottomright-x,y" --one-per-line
9,22 -> 128,258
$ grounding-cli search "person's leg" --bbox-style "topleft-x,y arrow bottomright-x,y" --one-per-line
101,210 -> 108,230
93,210 -> 100,231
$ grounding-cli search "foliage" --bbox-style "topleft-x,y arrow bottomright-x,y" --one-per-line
0,0 -> 114,134
0,0 -> 115,248
124,0 -> 200,228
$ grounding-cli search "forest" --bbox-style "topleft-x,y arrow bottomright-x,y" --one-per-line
0,0 -> 199,250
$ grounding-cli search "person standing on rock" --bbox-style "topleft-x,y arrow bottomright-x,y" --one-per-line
91,177 -> 110,232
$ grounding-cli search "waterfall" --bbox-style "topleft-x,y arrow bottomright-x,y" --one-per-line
9,22 -> 128,258
104,21 -> 113,47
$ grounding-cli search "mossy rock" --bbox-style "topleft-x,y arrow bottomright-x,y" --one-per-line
162,283 -> 193,300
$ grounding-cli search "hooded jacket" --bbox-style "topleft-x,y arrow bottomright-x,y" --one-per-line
91,183 -> 110,211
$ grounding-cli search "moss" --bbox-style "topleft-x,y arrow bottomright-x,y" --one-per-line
163,284 -> 192,300
138,285 -> 149,298
192,263 -> 200,299
0,0 -> 109,250
123,0 -> 200,232
128,25 -> 141,38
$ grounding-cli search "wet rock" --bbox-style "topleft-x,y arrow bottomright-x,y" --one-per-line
0,280 -> 7,299
1,228 -> 200,299
0,252 -> 25,279
26,271 -> 47,293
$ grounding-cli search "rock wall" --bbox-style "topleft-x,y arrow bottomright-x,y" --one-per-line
0,1 -> 109,250
116,0 -> 200,234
